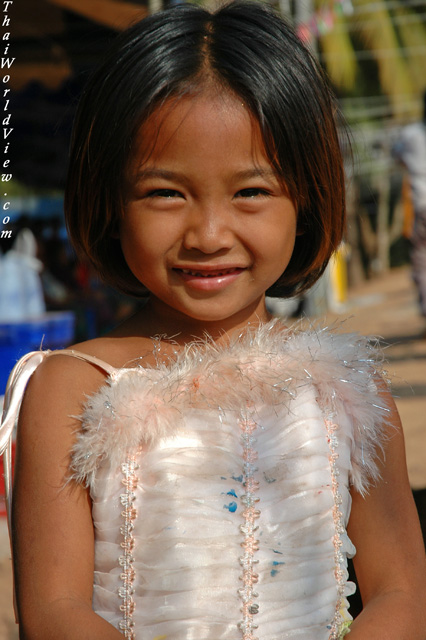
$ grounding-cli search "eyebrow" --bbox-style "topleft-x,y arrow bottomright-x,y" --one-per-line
135,169 -> 185,181
233,168 -> 279,181
135,167 -> 279,181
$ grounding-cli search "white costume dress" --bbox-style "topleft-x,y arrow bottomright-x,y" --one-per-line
0,321 -> 390,640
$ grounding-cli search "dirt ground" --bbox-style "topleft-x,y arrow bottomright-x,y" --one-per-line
0,265 -> 425,639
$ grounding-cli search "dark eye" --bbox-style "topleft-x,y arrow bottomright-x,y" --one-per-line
235,188 -> 270,198
146,189 -> 183,198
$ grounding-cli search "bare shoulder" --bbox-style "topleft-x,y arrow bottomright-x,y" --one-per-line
21,309 -> 157,424
25,339 -> 109,413
67,336 -> 151,370
17,335 -> 130,449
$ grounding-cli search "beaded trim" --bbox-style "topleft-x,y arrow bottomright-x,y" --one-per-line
324,418 -> 347,640
238,417 -> 260,640
118,455 -> 139,639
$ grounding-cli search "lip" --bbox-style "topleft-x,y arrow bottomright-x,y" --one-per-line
173,266 -> 246,291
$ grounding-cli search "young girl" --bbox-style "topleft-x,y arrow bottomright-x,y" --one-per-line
1,2 -> 425,639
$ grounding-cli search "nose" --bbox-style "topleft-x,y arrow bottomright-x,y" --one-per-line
182,203 -> 236,254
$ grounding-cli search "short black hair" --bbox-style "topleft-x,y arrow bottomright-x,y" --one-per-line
65,1 -> 346,298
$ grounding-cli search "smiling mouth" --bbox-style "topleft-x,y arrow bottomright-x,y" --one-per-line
176,268 -> 244,277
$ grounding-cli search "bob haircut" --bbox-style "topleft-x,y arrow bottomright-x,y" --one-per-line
65,0 -> 346,298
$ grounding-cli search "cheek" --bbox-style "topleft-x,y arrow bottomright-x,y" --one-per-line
269,228 -> 298,277
119,213 -> 178,284
256,216 -> 297,261
274,240 -> 297,276
119,220 -> 149,274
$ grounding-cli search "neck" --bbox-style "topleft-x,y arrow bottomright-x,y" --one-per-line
126,296 -> 273,347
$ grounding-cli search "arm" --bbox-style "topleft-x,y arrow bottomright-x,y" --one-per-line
12,355 -> 123,640
347,393 -> 426,639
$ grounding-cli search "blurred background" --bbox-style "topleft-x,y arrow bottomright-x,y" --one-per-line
2,0 -> 426,349
0,1 -> 425,637
2,0 -> 426,347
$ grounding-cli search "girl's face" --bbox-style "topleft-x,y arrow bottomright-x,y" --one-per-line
121,91 -> 297,336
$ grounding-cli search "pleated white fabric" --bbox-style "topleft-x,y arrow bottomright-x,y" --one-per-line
0,320 -> 391,640
70,322 -> 390,640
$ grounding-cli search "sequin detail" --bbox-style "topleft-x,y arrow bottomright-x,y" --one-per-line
118,456 -> 139,639
324,418 -> 347,640
238,417 -> 260,640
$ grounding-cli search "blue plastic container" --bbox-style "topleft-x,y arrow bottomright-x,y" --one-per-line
0,311 -> 75,395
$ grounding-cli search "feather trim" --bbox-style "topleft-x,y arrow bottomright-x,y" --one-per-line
70,320 -> 391,494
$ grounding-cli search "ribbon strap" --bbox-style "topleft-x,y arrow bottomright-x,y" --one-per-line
1,351 -> 49,527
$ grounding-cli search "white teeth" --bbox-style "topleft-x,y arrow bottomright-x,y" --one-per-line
180,269 -> 234,277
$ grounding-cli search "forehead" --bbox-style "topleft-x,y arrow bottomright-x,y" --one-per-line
131,90 -> 270,169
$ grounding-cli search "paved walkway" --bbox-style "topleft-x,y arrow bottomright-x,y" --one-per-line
0,265 -> 424,638
323,265 -> 426,490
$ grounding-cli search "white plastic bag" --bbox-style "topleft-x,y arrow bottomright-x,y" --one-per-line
0,228 -> 46,321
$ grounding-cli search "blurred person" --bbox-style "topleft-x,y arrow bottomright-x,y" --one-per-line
392,90 -> 426,326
